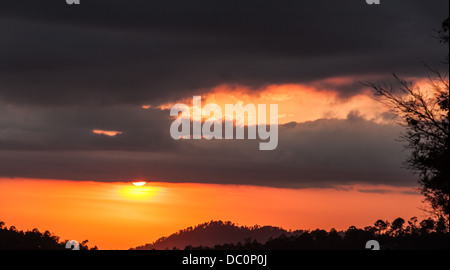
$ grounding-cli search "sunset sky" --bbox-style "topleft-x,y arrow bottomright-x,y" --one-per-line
0,0 -> 448,249
0,178 -> 424,249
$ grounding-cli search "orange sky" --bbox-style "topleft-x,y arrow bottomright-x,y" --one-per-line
0,178 -> 425,250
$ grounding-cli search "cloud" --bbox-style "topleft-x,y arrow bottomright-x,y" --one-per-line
1,0 -> 445,189
92,129 -> 123,137
0,105 -> 415,188
356,188 -> 420,195
0,103 -> 179,151
0,0 -> 448,106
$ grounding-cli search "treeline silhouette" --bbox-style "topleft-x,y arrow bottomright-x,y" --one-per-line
0,221 -> 97,250
2,218 -> 448,250
181,217 -> 448,250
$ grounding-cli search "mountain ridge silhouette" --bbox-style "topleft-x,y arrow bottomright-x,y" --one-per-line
132,220 -> 302,250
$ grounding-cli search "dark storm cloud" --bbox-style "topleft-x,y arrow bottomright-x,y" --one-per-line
0,105 -> 415,188
0,102 -> 176,151
0,0 -> 448,105
356,188 -> 419,195
0,0 -> 446,188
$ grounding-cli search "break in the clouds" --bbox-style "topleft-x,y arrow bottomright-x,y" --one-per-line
0,0 -> 448,105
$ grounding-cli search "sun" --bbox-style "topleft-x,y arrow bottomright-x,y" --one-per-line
132,181 -> 147,187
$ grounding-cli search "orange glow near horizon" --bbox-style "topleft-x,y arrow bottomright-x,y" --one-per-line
0,178 -> 426,250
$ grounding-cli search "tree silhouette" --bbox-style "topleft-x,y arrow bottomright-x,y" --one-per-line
406,216 -> 419,235
390,217 -> 405,236
365,17 -> 449,221
374,220 -> 389,235
3,218 -> 447,250
419,218 -> 436,235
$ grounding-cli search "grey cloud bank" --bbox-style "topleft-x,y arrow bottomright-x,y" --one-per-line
1,0 -> 447,189
0,104 -> 414,188
0,0 -> 448,106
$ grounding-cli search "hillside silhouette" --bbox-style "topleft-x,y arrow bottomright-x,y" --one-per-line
1,218 -> 448,250
134,218 -> 448,250
133,220 -> 300,250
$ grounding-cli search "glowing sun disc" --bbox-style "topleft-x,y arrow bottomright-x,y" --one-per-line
132,181 -> 147,187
